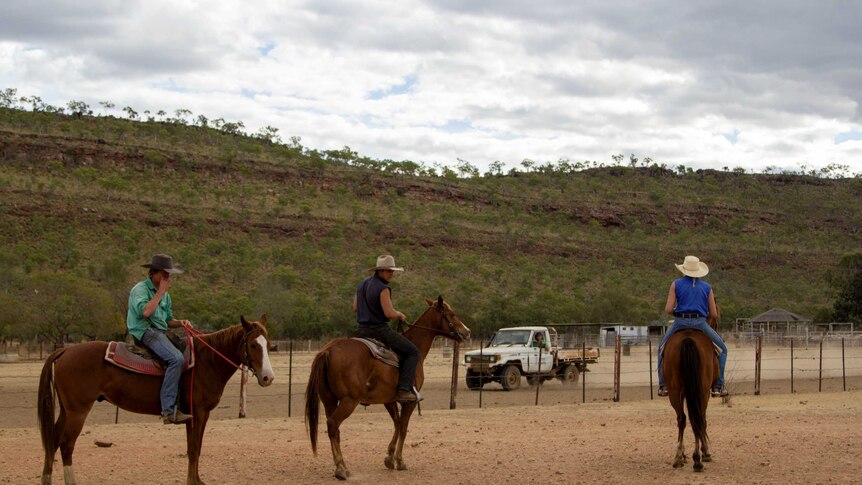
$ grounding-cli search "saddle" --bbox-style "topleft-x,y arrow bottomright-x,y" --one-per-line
105,331 -> 195,376
352,337 -> 399,368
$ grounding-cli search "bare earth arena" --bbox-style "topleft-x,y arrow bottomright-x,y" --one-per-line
1,342 -> 860,484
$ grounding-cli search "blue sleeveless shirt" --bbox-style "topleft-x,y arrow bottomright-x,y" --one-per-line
674,276 -> 711,317
356,275 -> 390,325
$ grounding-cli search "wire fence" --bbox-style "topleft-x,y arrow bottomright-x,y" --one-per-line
2,334 -> 861,428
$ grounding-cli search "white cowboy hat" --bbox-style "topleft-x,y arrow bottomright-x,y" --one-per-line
675,255 -> 709,278
369,255 -> 404,272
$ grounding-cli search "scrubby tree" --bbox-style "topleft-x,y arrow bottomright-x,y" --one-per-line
122,106 -> 139,120
828,253 -> 862,323
256,125 -> 281,144
456,158 -> 479,178
26,272 -> 122,348
0,88 -> 19,108
485,160 -> 505,177
66,100 -> 92,117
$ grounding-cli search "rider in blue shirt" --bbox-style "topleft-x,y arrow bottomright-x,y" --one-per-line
657,255 -> 728,398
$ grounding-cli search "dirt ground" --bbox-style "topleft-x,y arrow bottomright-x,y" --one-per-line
1,343 -> 860,484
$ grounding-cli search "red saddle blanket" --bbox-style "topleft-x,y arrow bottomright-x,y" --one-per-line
105,335 -> 195,376
352,337 -> 399,368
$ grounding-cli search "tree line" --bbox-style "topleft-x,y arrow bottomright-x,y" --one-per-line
2,87 -> 859,180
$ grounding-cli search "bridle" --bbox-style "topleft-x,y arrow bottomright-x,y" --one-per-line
183,322 -> 262,376
239,328 -> 261,377
399,304 -> 463,340
179,322 -> 264,428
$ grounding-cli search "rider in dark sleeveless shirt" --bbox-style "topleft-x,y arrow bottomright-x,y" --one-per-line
352,255 -> 421,403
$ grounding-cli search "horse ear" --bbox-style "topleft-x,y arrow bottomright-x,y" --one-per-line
425,298 -> 434,306
241,315 -> 252,331
259,314 -> 267,326
437,295 -> 444,308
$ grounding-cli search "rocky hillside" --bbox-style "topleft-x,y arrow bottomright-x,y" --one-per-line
1,108 -> 860,339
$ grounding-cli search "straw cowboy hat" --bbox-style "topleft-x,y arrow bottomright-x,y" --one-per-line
675,255 -> 708,278
369,255 -> 404,272
142,253 -> 184,274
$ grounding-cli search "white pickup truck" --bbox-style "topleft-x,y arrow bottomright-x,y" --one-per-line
463,326 -> 599,390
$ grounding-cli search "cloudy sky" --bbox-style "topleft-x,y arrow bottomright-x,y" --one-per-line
2,0 -> 861,174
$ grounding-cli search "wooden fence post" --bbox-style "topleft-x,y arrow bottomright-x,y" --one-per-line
288,340 -> 293,417
613,334 -> 621,402
534,344 -> 542,406
790,338 -> 795,394
842,338 -> 846,391
581,341 -> 586,404
238,367 -> 248,418
818,340 -> 823,392
478,341 -> 484,409
754,335 -> 761,396
449,341 -> 460,410
649,339 -> 654,400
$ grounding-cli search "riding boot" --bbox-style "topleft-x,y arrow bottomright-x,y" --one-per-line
162,406 -> 193,424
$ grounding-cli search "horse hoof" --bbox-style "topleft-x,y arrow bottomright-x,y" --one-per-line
335,470 -> 348,481
672,461 -> 684,469
703,454 -> 712,462
396,462 -> 408,471
694,463 -> 704,472
384,456 -> 395,470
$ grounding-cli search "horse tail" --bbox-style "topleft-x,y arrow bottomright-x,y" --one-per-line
680,337 -> 709,445
38,349 -> 66,465
305,349 -> 329,456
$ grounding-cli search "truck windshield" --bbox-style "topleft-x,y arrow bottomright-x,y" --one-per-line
488,330 -> 531,346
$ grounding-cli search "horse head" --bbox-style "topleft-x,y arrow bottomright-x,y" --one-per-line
424,295 -> 471,342
240,314 -> 276,386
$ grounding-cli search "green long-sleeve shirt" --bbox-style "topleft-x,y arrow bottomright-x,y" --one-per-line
126,277 -> 173,340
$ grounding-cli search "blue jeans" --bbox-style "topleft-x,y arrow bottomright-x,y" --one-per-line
142,328 -> 184,414
657,317 -> 727,389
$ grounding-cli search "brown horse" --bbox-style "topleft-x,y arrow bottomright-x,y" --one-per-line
305,296 -> 471,480
38,315 -> 275,485
661,329 -> 718,471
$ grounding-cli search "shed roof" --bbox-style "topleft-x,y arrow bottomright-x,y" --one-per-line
749,308 -> 811,323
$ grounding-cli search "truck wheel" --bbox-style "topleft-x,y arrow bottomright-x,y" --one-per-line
500,365 -> 521,391
466,370 -> 484,390
559,364 -> 580,385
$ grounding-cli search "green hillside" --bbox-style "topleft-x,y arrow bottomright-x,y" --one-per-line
1,106 -> 860,342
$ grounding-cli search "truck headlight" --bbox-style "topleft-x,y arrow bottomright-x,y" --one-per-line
490,354 -> 499,362
465,356 -> 472,363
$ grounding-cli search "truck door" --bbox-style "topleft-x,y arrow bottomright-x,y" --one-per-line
525,330 -> 553,373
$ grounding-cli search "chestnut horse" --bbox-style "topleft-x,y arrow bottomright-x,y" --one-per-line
661,329 -> 718,471
305,296 -> 471,480
38,315 -> 275,485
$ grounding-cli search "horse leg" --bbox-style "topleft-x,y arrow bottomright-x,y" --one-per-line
701,438 -> 712,462
185,409 -> 210,485
692,434 -> 703,472
41,406 -> 66,485
393,402 -> 417,471
383,402 -> 400,470
58,405 -> 93,485
326,397 -> 359,480
672,407 -> 686,468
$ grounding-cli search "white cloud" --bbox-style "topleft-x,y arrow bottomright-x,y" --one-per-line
1,0 -> 861,174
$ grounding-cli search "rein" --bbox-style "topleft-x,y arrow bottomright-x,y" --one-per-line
182,323 -> 259,378
399,306 -> 459,338
179,323 -> 257,429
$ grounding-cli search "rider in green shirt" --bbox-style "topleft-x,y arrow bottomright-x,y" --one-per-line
126,254 -> 193,424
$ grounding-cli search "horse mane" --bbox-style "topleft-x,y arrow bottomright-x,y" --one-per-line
199,325 -> 244,351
